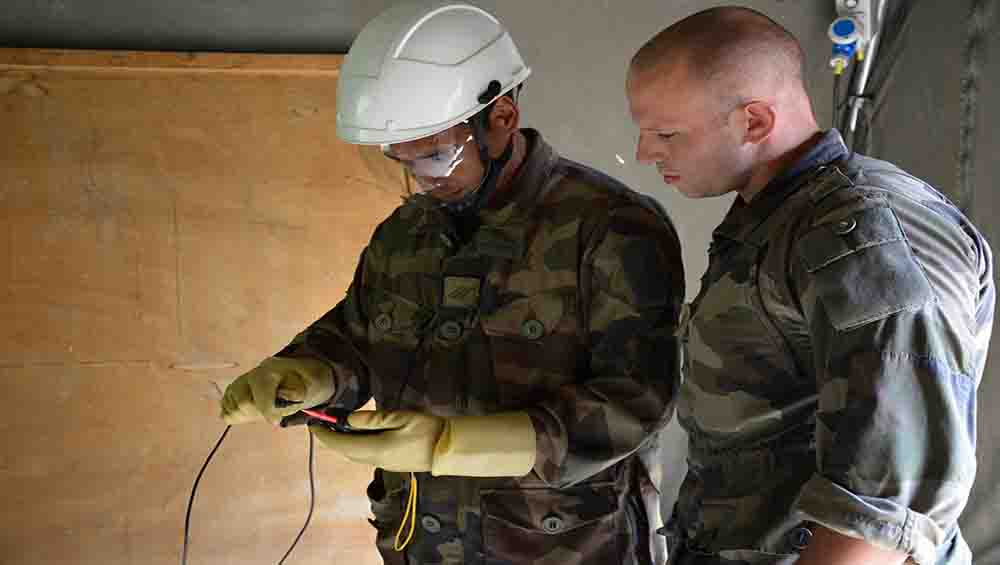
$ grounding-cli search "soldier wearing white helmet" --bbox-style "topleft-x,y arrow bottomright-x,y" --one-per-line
221,2 -> 686,563
338,0 -> 532,216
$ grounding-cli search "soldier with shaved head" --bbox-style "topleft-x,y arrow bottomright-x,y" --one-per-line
627,6 -> 994,565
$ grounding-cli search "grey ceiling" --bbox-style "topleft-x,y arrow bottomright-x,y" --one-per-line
0,0 -> 402,52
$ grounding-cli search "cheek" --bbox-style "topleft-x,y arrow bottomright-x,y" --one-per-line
714,143 -> 751,173
672,143 -> 710,173
463,157 -> 488,185
697,130 -> 740,165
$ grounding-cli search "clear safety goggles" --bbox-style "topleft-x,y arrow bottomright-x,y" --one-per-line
380,123 -> 476,192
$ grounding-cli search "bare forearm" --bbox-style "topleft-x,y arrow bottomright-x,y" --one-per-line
795,526 -> 908,565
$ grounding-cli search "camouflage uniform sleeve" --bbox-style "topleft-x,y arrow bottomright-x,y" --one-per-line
275,240 -> 379,412
529,202 -> 684,487
789,191 -> 994,564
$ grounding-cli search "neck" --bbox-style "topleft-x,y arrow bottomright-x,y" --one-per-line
493,130 -> 527,196
738,122 -> 821,203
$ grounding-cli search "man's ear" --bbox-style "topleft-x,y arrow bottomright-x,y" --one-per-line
743,100 -> 776,144
484,95 -> 519,158
487,95 -> 520,133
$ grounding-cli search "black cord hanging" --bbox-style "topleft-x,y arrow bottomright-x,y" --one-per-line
182,425 -> 232,565
182,426 -> 317,565
277,430 -> 316,565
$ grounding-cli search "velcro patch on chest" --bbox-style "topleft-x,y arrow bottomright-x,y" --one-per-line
442,276 -> 482,309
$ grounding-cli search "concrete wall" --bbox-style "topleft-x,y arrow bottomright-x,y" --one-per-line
0,0 -> 390,53
869,2 -> 1000,559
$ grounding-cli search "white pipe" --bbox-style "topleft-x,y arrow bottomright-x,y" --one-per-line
848,0 -> 887,134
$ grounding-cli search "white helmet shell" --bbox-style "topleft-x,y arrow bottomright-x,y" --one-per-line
336,1 -> 532,145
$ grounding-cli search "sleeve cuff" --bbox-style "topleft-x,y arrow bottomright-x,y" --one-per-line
793,474 -> 946,565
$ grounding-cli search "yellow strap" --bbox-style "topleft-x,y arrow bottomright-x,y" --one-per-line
393,473 -> 418,552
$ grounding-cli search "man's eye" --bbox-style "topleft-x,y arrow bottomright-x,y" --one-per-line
657,133 -> 677,141
428,151 -> 445,162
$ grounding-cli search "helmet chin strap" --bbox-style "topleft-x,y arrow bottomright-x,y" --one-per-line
443,80 -> 516,218
442,132 -> 513,217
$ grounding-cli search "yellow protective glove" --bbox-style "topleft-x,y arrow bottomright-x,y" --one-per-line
310,410 -> 537,477
430,412 -> 537,477
220,356 -> 334,425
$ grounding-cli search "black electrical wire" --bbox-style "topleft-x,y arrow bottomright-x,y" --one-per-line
832,71 -> 841,130
277,430 -> 316,565
182,424 -> 232,565
832,72 -> 855,142
182,425 -> 317,565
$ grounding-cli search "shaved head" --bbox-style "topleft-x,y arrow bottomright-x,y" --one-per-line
626,6 -> 821,202
631,6 -> 806,105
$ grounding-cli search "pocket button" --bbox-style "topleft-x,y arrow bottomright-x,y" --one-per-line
789,525 -> 813,550
541,514 -> 564,533
438,320 -> 463,341
421,514 -> 442,534
834,218 -> 857,235
374,313 -> 393,331
521,319 -> 546,340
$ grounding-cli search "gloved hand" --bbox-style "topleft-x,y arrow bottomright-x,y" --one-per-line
220,356 -> 334,425
311,410 -> 537,477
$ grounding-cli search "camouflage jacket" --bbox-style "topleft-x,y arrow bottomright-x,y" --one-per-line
280,130 -> 685,565
671,130 -> 994,565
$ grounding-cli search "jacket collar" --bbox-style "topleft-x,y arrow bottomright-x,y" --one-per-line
711,129 -> 849,249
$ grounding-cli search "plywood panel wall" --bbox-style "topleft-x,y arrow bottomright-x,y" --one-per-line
0,49 -> 402,565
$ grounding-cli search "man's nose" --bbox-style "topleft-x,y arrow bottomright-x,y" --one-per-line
634,135 -> 659,165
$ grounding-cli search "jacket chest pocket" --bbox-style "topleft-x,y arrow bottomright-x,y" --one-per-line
367,289 -> 433,405
480,291 -> 577,409
481,483 -> 623,565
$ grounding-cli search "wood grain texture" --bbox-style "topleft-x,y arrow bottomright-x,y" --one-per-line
0,48 -> 402,565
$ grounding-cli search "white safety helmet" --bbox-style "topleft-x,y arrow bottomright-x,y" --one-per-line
336,1 -> 532,145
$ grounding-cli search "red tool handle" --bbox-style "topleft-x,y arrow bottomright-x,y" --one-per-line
300,408 -> 341,426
